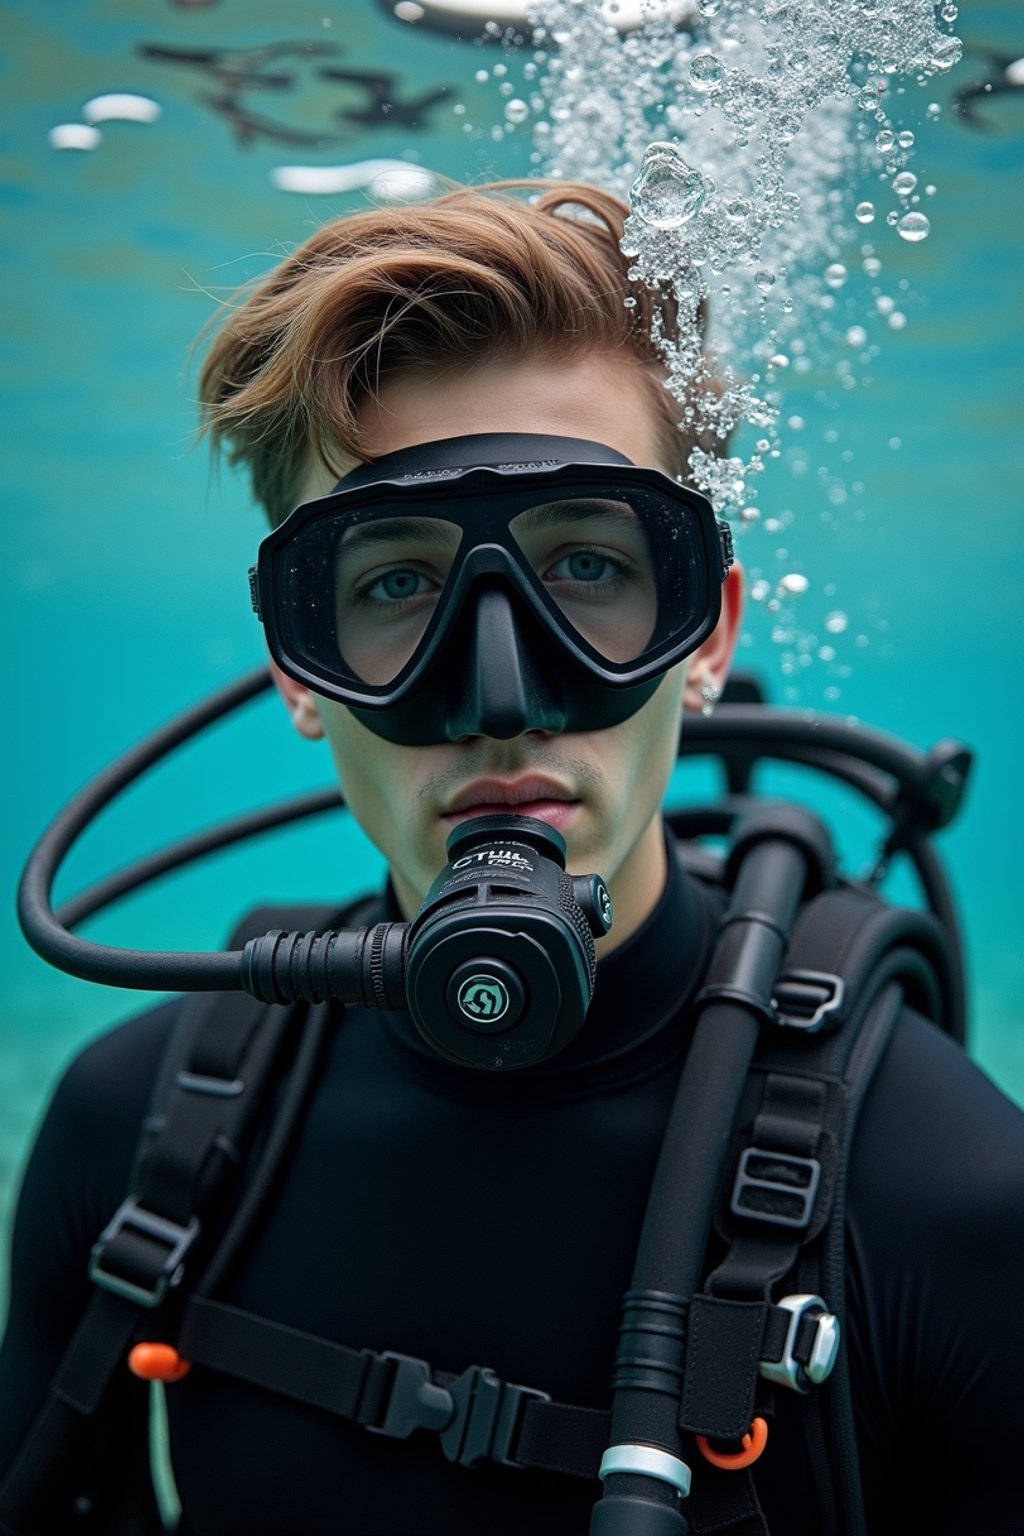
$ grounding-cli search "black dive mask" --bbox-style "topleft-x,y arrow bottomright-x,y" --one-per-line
251,433 -> 733,746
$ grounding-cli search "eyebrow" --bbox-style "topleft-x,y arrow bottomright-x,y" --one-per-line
338,517 -> 462,549
514,499 -> 641,532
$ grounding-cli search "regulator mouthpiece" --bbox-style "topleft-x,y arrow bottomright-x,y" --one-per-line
405,814 -> 613,1070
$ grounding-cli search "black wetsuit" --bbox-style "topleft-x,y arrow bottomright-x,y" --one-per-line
2,845 -> 1023,1535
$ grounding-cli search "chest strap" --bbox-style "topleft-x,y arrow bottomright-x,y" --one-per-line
171,1292 -> 833,1484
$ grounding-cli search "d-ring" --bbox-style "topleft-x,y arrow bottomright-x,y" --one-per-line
695,1417 -> 768,1470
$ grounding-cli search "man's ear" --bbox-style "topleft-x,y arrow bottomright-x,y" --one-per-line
269,661 -> 325,741
683,562 -> 744,713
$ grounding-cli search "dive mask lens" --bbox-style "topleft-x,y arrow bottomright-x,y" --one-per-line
268,509 -> 462,690
507,488 -> 708,665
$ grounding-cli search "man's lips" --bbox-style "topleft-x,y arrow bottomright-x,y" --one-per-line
441,777 -> 580,830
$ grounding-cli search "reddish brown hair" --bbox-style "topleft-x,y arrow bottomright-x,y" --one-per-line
199,178 -> 702,526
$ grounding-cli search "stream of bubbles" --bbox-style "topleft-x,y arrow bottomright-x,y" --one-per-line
480,0 -> 964,699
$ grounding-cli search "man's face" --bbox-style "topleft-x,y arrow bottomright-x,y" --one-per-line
278,351 -> 742,953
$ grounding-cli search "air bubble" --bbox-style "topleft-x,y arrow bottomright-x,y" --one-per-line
930,37 -> 962,72
897,130 -> 915,148
845,326 -> 867,347
724,197 -> 752,221
755,270 -> 776,292
892,170 -> 917,197
629,144 -> 708,231
875,128 -> 895,152
824,262 -> 848,288
855,201 -> 875,223
897,211 -> 930,242
779,572 -> 809,594
824,611 -> 848,634
689,54 -> 723,92
504,99 -> 529,124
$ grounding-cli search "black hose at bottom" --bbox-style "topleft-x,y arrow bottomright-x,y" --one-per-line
590,814 -> 832,1536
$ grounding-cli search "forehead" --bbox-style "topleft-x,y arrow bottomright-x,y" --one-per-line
295,351 -> 671,506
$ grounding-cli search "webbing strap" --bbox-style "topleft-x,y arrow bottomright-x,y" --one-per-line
179,1296 -> 611,1479
0,1293 -> 141,1533
686,1469 -> 766,1536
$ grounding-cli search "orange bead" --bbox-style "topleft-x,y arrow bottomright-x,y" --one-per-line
127,1342 -> 191,1383
696,1416 -> 769,1471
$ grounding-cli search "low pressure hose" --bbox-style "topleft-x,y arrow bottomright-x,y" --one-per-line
590,807 -> 834,1536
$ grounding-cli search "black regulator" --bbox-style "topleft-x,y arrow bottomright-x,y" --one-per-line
237,814 -> 612,1070
406,816 -> 613,1068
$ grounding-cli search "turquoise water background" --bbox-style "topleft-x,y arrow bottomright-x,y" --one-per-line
2,1 -> 1022,1265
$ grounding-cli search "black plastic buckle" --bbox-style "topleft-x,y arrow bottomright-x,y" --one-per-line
367,1352 -> 549,1469
731,1147 -> 821,1230
88,1196 -> 200,1309
772,970 -> 844,1033
366,1353 -> 454,1439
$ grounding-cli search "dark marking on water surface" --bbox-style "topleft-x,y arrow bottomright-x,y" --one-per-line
954,50 -> 1024,128
318,68 -> 453,130
139,37 -> 456,148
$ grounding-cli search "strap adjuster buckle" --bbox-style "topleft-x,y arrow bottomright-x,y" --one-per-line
88,1197 -> 200,1309
731,1146 -> 821,1230
367,1352 -> 550,1468
772,970 -> 844,1032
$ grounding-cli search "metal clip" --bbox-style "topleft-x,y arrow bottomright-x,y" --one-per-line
88,1197 -> 200,1309
772,970 -> 844,1032
760,1294 -> 840,1394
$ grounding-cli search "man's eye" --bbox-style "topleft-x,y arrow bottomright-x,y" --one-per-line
546,549 -> 623,584
362,568 -> 435,603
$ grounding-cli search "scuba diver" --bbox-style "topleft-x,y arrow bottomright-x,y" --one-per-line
1,179 -> 1023,1536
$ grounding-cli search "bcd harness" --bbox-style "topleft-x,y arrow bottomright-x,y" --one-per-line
0,838 -> 958,1536
1,684 -> 972,1536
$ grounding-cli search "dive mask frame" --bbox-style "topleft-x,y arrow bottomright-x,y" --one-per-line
250,433 -> 734,745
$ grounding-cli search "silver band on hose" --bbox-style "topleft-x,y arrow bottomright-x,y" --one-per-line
598,1444 -> 692,1497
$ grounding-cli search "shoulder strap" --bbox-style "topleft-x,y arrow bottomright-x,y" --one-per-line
0,895 -> 372,1535
680,885 -> 952,1536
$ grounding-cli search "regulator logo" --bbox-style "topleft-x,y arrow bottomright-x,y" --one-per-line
452,847 -> 534,874
456,974 -> 510,1022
